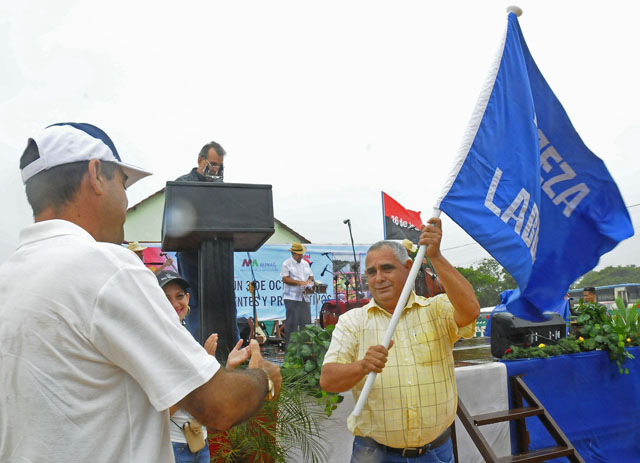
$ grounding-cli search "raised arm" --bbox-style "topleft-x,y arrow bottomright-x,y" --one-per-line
151,257 -> 174,275
419,218 -> 480,327
178,340 -> 281,431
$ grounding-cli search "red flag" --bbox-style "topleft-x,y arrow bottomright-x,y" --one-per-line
381,192 -> 422,242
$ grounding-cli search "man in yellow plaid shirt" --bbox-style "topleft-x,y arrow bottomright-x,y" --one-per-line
320,218 -> 480,462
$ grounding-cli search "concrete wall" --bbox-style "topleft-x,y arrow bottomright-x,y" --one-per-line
124,192 -> 166,242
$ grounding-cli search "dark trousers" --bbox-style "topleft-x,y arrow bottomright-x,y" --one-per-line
177,251 -> 240,344
284,299 -> 311,343
351,436 -> 454,463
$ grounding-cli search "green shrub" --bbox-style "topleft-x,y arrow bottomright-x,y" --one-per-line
281,324 -> 343,416
502,298 -> 639,374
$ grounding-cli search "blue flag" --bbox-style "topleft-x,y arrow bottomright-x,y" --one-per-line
436,12 -> 633,321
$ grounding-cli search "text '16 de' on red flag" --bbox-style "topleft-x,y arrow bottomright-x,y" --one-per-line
381,192 -> 423,243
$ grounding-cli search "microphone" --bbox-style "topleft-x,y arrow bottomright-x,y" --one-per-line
343,219 -> 350,225
321,265 -> 327,277
321,252 -> 330,256
203,163 -> 224,182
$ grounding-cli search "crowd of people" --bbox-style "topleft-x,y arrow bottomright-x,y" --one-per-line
1,121 -> 491,463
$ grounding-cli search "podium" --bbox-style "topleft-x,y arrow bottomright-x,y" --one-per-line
162,181 -> 274,359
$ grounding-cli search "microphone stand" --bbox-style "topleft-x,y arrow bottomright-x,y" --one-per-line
319,265 -> 333,321
344,276 -> 350,307
246,252 -> 259,340
320,253 -> 339,307
343,219 -> 361,305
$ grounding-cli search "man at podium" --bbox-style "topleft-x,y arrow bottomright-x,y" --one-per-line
176,140 -> 226,183
175,140 -> 235,342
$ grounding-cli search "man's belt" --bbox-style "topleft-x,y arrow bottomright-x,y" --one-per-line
360,427 -> 451,458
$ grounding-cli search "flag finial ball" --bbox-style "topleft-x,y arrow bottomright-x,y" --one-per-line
506,5 -> 523,17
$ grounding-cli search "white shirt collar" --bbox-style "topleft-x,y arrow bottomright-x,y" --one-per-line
18,219 -> 95,249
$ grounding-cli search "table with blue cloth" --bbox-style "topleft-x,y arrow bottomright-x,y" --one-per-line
502,346 -> 640,462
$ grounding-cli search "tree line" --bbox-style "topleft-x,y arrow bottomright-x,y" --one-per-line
454,260 -> 640,308
455,258 -> 516,308
572,265 -> 640,288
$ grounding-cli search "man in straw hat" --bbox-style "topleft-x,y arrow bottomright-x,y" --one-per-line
281,241 -> 314,344
0,122 -> 280,463
127,240 -> 174,274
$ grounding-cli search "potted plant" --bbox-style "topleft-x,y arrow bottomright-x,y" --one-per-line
208,323 -> 340,463
208,375 -> 329,462
502,298 -> 639,374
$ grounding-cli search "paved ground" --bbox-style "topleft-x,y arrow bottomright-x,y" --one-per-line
453,336 -> 494,365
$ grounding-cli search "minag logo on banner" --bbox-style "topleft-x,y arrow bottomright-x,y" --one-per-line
241,258 -> 278,270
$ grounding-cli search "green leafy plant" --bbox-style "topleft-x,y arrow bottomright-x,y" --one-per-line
209,362 -> 330,463
575,299 -> 638,373
502,299 -> 639,374
281,324 -> 343,416
502,337 -> 581,360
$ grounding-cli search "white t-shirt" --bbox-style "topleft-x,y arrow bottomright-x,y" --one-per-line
0,220 -> 220,463
170,408 -> 207,444
280,256 -> 313,301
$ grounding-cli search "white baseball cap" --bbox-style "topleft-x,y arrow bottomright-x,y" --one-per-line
20,122 -> 152,188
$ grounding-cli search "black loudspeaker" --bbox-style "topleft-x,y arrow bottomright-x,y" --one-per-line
490,312 -> 567,358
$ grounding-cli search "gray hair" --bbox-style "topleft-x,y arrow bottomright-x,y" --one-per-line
198,140 -> 226,159
367,240 -> 410,265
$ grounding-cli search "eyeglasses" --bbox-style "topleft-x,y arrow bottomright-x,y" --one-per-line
202,158 -> 224,181
205,159 -> 222,170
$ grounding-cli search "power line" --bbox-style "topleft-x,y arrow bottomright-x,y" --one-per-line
442,242 -> 481,252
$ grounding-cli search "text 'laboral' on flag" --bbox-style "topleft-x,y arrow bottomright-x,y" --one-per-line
435,11 -> 633,321
483,128 -> 592,264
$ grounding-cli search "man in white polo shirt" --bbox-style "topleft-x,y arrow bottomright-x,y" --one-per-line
0,123 -> 280,463
281,242 -> 314,345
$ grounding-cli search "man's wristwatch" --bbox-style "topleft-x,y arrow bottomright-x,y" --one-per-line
262,368 -> 275,401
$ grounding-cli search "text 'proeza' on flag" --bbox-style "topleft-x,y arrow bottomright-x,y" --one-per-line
435,11 -> 633,321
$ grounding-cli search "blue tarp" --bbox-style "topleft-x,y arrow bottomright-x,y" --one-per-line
502,347 -> 640,462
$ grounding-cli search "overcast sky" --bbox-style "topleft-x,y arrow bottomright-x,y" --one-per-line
2,0 -> 639,271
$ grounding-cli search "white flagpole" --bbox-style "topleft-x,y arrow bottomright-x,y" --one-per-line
352,208 -> 441,417
353,5 -> 524,418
